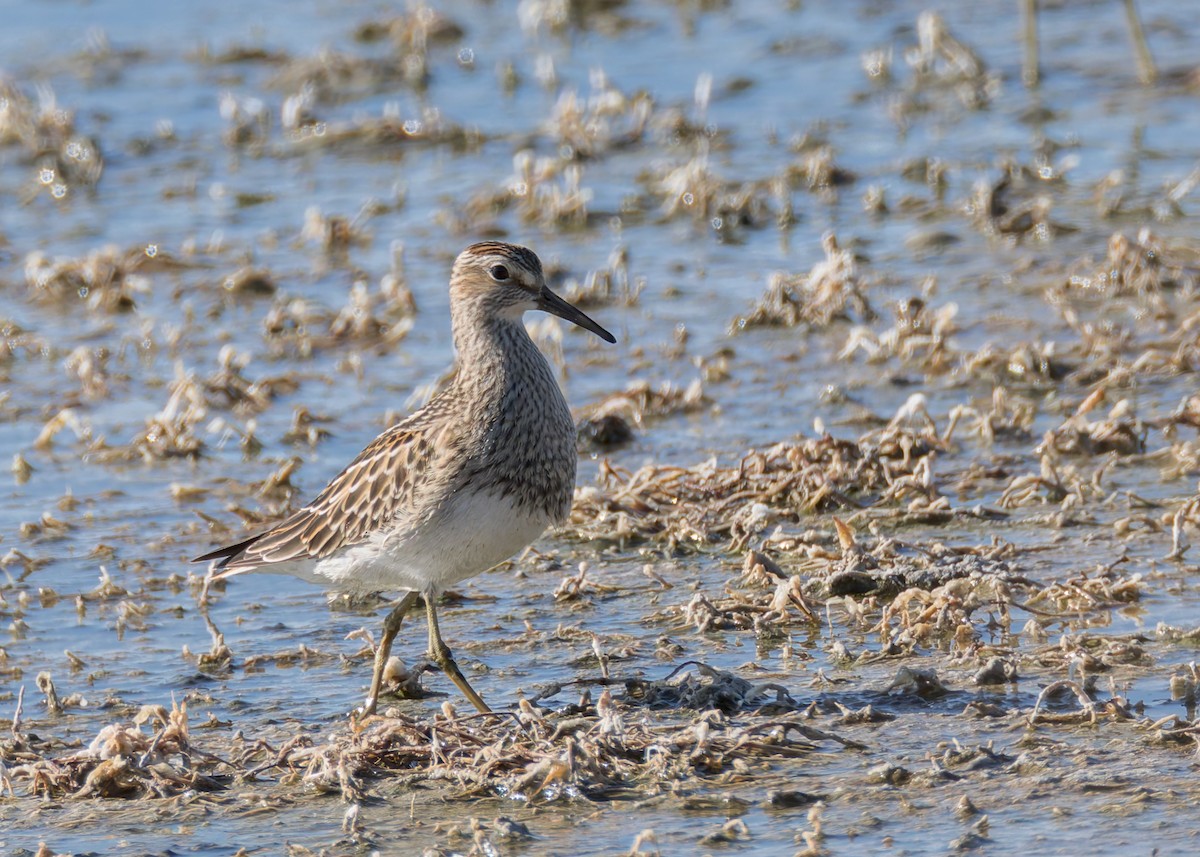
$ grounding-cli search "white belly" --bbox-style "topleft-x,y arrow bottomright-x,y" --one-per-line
259,489 -> 553,595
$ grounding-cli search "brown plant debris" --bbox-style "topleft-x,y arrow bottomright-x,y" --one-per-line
545,72 -> 653,160
905,11 -> 1000,109
203,346 -> 300,415
23,245 -> 165,313
4,701 -> 230,799
1064,228 -> 1200,298
0,80 -> 104,198
2,670 -> 859,803
569,421 -> 948,551
577,378 -> 709,449
296,686 -> 853,802
733,233 -> 873,331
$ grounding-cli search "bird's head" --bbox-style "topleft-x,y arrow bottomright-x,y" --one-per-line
450,242 -> 616,343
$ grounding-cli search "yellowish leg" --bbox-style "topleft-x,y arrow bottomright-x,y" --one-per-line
425,593 -> 492,713
362,591 -> 420,716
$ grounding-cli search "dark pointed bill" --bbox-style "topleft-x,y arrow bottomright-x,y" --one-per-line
537,288 -> 617,343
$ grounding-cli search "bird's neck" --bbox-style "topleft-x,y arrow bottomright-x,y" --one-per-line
451,303 -> 535,377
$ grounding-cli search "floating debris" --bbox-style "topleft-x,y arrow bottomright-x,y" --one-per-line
220,266 -> 277,297
558,246 -> 641,309
569,416 -> 949,551
0,80 -> 104,198
545,71 -> 652,159
733,233 -> 873,331
23,246 -> 154,312
203,345 -> 299,415
130,369 -> 209,461
5,700 -> 228,799
1064,228 -> 1200,298
905,11 -> 1000,109
1,668 -> 858,802
577,378 -> 708,449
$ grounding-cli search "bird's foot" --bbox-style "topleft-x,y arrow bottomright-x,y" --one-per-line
425,648 -> 492,714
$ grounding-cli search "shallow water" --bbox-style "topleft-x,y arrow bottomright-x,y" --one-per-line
4,0 -> 1200,854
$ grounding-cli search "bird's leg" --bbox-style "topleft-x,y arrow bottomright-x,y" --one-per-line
362,591 -> 420,716
424,593 -> 492,713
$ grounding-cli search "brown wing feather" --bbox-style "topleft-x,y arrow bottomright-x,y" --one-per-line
195,413 -> 455,574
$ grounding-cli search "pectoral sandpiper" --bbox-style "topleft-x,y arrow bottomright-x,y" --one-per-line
195,242 -> 615,715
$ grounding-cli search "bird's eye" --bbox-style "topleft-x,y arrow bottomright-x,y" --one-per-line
489,264 -> 510,281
